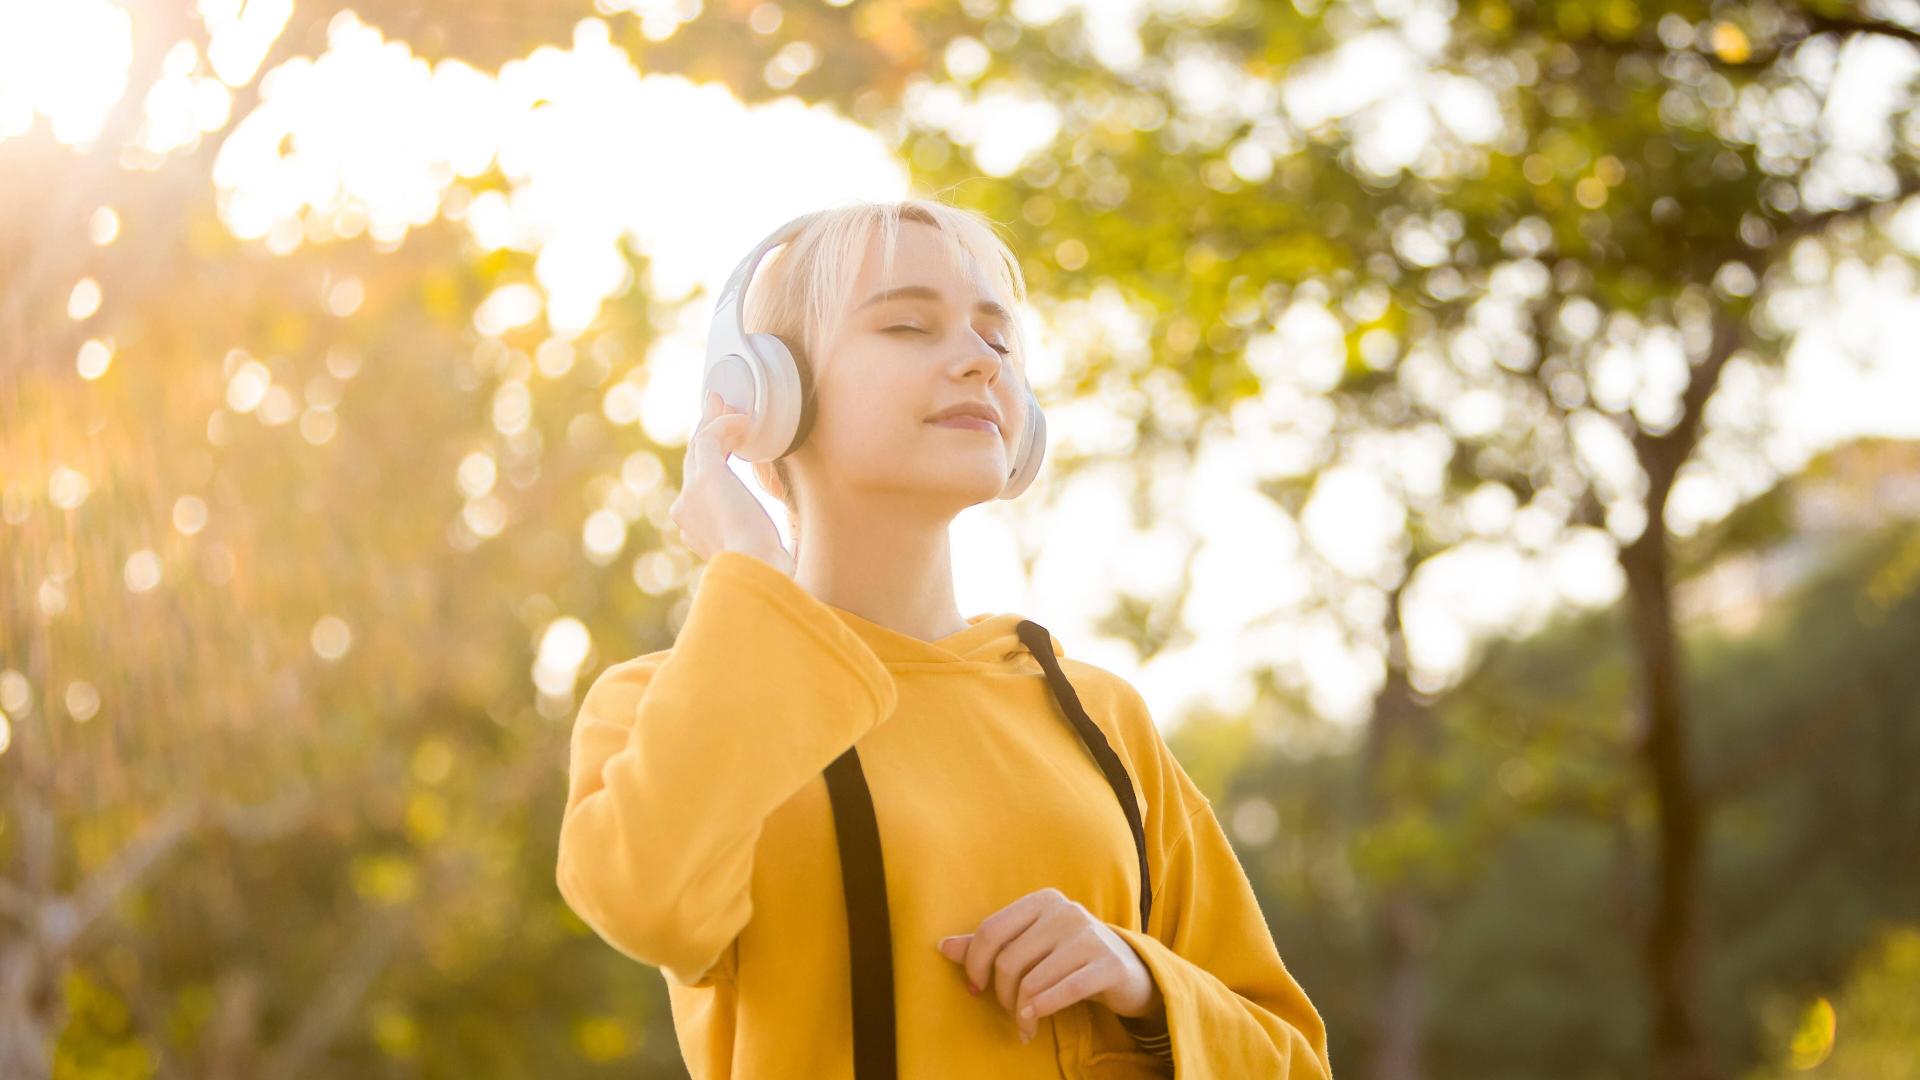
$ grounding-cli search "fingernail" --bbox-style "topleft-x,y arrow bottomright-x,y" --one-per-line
968,982 -> 980,995
1020,1029 -> 1031,1045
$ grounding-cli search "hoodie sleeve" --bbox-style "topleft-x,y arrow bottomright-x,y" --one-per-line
555,549 -> 899,989
1078,673 -> 1332,1080
1103,796 -> 1333,1078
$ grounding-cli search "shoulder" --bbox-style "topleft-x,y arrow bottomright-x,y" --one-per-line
593,646 -> 674,684
1052,656 -> 1211,824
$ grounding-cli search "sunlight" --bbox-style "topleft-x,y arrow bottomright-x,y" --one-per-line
3,0 -> 1916,741
0,0 -> 131,146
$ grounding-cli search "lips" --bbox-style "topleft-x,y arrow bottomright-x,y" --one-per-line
924,402 -> 1001,427
928,415 -> 999,433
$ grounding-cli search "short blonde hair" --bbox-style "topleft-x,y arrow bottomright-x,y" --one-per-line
740,197 -> 1031,556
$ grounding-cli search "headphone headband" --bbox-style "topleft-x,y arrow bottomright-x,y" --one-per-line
706,210 -> 823,391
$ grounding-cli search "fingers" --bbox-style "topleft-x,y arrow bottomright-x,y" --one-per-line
1016,957 -> 1102,1039
994,909 -> 1093,1034
959,892 -> 1051,999
938,889 -> 1101,1044
683,392 -> 718,474
697,390 -> 727,444
691,390 -> 748,466
998,899 -> 1090,1014
949,926 -> 1044,1042
988,919 -> 1057,1018
673,391 -> 749,559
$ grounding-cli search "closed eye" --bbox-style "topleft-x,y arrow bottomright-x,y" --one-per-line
885,325 -> 1010,356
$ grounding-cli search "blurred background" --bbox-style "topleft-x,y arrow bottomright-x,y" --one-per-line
3,0 -> 1919,1077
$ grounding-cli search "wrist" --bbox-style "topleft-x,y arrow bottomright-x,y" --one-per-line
1115,987 -> 1166,1026
1115,999 -> 1172,1062
1111,936 -> 1165,1019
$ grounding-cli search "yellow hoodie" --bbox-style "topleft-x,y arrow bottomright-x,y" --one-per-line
556,549 -> 1333,1078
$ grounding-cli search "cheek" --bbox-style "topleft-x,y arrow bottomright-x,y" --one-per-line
813,380 -> 925,458
999,390 -> 1027,441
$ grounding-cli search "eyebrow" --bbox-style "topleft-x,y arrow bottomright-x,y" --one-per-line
854,285 -> 1012,324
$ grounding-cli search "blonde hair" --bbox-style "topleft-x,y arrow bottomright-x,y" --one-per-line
740,197 -> 1031,561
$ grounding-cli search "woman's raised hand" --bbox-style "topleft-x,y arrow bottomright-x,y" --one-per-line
668,390 -> 794,576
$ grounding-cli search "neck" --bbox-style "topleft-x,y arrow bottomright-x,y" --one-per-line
791,493 -> 970,644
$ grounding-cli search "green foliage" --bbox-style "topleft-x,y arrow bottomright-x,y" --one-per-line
1743,924 -> 1920,1079
1184,518 -> 1920,1078
6,1 -> 1918,1077
53,969 -> 155,1080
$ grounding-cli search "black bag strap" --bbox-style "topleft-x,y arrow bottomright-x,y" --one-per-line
1015,620 -> 1154,933
822,618 -> 1152,1078
823,746 -> 897,1079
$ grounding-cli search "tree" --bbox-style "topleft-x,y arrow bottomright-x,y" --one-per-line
887,4 -> 1920,1076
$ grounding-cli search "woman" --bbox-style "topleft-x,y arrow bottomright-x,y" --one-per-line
555,198 -> 1333,1078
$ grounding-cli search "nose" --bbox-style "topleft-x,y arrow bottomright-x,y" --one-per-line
950,329 -> 1005,384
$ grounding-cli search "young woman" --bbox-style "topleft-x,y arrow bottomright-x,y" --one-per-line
555,199 -> 1333,1078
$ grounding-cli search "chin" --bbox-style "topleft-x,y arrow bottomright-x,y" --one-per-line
917,462 -> 1006,502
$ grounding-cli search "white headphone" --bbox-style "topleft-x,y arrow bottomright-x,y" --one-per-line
699,209 -> 1046,500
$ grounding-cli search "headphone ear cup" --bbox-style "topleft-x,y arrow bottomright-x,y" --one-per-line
772,333 -> 817,457
999,382 -> 1045,500
723,332 -> 802,463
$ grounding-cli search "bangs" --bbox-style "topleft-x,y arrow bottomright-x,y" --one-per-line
742,198 -> 1031,382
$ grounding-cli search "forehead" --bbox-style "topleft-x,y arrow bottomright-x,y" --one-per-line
850,219 -> 1011,311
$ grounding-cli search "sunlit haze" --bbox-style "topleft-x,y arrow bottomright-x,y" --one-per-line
5,0 -> 1917,730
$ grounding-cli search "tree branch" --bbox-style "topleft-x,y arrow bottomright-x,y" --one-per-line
41,802 -> 202,958
1774,162 -> 1920,255
13,787 -> 316,955
1633,302 -> 1744,509
1805,12 -> 1920,51
257,902 -> 411,1078
0,880 -> 34,927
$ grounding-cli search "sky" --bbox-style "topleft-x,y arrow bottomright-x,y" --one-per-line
3,0 -> 1917,735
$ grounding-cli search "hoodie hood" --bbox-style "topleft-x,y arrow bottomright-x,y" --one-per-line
818,605 -> 1066,669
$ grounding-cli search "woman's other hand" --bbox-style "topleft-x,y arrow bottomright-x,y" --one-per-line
936,887 -> 1165,1044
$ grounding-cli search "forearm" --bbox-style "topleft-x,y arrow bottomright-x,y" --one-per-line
557,550 -> 899,984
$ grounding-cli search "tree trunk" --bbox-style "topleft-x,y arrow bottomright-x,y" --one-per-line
1371,885 -> 1426,1080
1361,594 -> 1433,1080
1619,524 -> 1719,1080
